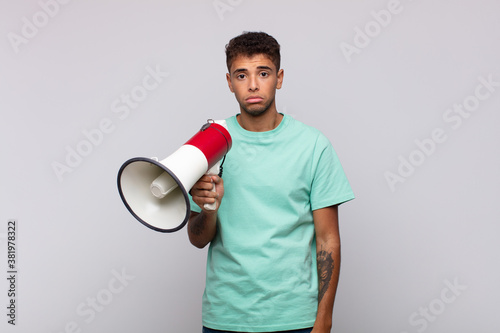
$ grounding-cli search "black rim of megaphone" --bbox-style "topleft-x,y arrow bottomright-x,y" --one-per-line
117,157 -> 190,233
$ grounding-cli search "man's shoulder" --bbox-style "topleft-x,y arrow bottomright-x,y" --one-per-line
285,115 -> 330,144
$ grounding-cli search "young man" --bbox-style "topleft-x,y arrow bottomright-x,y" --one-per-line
188,32 -> 354,333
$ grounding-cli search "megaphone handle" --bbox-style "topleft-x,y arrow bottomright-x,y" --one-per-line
203,162 -> 220,211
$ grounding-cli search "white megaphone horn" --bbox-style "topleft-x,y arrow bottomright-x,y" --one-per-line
117,119 -> 232,233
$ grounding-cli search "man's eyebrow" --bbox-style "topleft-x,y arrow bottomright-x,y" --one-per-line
257,65 -> 273,71
232,66 -> 274,75
232,68 -> 247,75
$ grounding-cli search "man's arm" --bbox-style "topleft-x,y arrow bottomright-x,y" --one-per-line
312,205 -> 341,333
187,175 -> 223,248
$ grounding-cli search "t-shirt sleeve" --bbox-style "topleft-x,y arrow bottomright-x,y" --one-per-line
310,133 -> 355,211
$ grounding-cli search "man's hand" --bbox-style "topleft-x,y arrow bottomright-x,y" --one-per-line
190,175 -> 224,211
187,175 -> 224,248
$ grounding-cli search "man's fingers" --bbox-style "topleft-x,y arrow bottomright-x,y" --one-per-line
191,182 -> 217,197
195,189 -> 218,198
192,179 -> 214,191
199,175 -> 213,183
200,196 -> 217,204
192,193 -> 217,206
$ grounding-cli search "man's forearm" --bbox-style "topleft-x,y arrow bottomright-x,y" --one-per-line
187,211 -> 217,248
314,241 -> 341,331
312,205 -> 342,333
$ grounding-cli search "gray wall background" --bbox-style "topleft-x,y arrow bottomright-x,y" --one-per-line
1,0 -> 499,332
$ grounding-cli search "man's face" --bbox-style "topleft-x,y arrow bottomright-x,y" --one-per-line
226,54 -> 284,117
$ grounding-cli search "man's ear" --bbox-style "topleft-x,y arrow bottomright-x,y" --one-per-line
226,73 -> 234,93
276,69 -> 284,90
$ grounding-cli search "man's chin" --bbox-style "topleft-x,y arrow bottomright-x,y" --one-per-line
241,105 -> 269,117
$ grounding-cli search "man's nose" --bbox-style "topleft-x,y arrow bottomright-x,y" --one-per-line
248,75 -> 259,91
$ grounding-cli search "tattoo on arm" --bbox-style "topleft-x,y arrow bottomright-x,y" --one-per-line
317,248 -> 334,304
189,214 -> 206,236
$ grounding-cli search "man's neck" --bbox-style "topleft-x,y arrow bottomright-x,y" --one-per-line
237,110 -> 283,132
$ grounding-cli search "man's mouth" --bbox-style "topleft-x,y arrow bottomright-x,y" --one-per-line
246,96 -> 264,103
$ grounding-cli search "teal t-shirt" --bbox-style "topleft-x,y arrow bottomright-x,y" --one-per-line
190,114 -> 354,332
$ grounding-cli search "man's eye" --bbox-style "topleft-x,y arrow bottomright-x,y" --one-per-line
260,72 -> 269,77
237,74 -> 246,79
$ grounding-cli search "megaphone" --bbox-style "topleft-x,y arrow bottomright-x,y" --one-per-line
117,120 -> 232,233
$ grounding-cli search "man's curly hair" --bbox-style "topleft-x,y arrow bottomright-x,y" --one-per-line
225,32 -> 281,72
